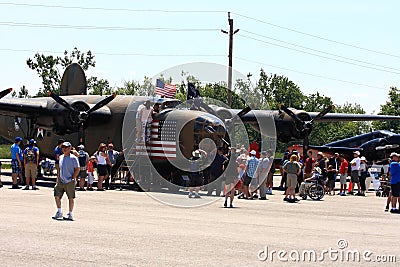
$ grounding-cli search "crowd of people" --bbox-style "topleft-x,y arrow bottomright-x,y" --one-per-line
186,144 -> 275,208
5,135 -> 400,215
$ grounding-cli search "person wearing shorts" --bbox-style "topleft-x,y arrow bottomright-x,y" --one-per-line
339,154 -> 348,196
389,152 -> 400,213
349,151 -> 361,194
283,154 -> 301,203
52,142 -> 79,221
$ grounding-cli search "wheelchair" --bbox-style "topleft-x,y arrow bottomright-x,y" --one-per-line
299,174 -> 325,200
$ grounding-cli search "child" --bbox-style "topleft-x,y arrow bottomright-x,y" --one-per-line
87,156 -> 96,191
326,165 -> 337,195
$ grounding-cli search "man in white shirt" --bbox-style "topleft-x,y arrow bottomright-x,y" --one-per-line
349,151 -> 361,195
136,100 -> 153,143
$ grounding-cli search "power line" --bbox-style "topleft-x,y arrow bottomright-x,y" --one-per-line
233,12 -> 400,59
0,2 -> 226,13
0,48 -> 226,57
238,34 -> 400,75
0,21 -> 219,32
241,29 -> 400,73
235,56 -> 389,91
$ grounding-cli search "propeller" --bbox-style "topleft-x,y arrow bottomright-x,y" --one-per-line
0,88 -> 13,99
279,104 -> 334,161
49,92 -> 116,144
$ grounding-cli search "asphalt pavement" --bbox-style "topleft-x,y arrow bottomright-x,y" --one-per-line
0,173 -> 398,266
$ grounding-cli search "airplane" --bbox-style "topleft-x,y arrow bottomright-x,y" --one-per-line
287,130 -> 400,162
1,63 -> 400,187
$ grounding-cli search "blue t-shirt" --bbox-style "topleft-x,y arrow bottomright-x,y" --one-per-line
11,143 -> 22,160
246,156 -> 259,178
389,160 -> 400,185
59,154 -> 80,184
54,146 -> 62,164
24,145 -> 39,163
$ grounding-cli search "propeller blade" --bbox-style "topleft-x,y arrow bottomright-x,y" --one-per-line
236,106 -> 252,118
303,134 -> 310,161
279,104 -> 304,125
0,88 -> 12,99
48,92 -> 77,113
87,93 -> 116,114
310,105 -> 334,123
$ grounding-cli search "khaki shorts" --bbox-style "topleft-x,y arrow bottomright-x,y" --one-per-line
287,173 -> 298,188
25,162 -> 37,179
54,181 -> 75,199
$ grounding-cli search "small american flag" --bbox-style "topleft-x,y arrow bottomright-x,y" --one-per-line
155,79 -> 177,98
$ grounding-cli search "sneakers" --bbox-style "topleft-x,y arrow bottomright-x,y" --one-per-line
266,189 -> 273,195
259,197 -> 267,200
194,193 -> 201,198
52,211 -> 63,220
224,200 -> 227,208
32,185 -> 38,190
11,184 -> 21,189
87,187 -> 94,191
23,185 -> 29,190
390,209 -> 400,214
188,192 -> 194,198
64,213 -> 74,221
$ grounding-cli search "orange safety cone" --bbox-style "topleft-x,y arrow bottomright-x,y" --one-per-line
348,181 -> 353,193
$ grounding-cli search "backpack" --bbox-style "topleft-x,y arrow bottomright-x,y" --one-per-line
25,147 -> 35,163
78,150 -> 87,167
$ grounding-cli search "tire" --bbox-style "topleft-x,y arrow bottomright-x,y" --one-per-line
308,184 -> 324,200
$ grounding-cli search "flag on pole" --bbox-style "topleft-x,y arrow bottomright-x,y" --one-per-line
155,79 -> 177,98
187,82 -> 200,100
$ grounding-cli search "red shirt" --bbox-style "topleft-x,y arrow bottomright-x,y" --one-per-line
340,159 -> 348,174
304,157 -> 316,173
87,161 -> 94,173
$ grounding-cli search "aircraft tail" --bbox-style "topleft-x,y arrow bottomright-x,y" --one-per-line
60,63 -> 87,95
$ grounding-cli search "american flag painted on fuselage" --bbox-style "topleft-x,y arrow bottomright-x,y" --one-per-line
148,120 -> 177,159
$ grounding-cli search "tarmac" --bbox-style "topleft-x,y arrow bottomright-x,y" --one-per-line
0,172 -> 399,266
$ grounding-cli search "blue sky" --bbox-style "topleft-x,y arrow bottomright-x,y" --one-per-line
0,0 -> 399,114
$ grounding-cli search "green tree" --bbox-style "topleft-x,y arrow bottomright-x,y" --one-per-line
372,87 -> 400,132
87,77 -> 112,96
26,47 -> 96,96
257,70 -> 304,109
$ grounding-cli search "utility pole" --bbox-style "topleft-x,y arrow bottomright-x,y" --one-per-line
221,12 -> 239,106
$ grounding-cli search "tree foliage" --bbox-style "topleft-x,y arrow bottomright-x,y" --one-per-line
26,47 -> 96,96
372,87 -> 400,132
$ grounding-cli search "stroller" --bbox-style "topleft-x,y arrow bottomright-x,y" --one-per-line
375,174 -> 390,197
41,158 -> 55,176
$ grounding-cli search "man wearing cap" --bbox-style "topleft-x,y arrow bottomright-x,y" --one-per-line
349,151 -> 361,195
77,144 -> 89,191
10,137 -> 23,189
254,150 -> 273,200
243,150 -> 259,199
389,152 -> 400,213
23,139 -> 40,190
338,154 -> 349,196
136,100 -> 153,143
106,143 -> 125,189
54,139 -> 64,179
52,141 -> 80,221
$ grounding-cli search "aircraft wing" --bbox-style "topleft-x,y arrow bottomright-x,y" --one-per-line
310,113 -> 400,122
308,145 -> 362,154
0,97 -> 111,118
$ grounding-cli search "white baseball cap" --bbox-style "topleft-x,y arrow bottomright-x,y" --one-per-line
250,150 -> 257,155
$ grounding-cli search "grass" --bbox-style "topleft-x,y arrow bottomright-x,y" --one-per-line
0,144 -> 11,159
